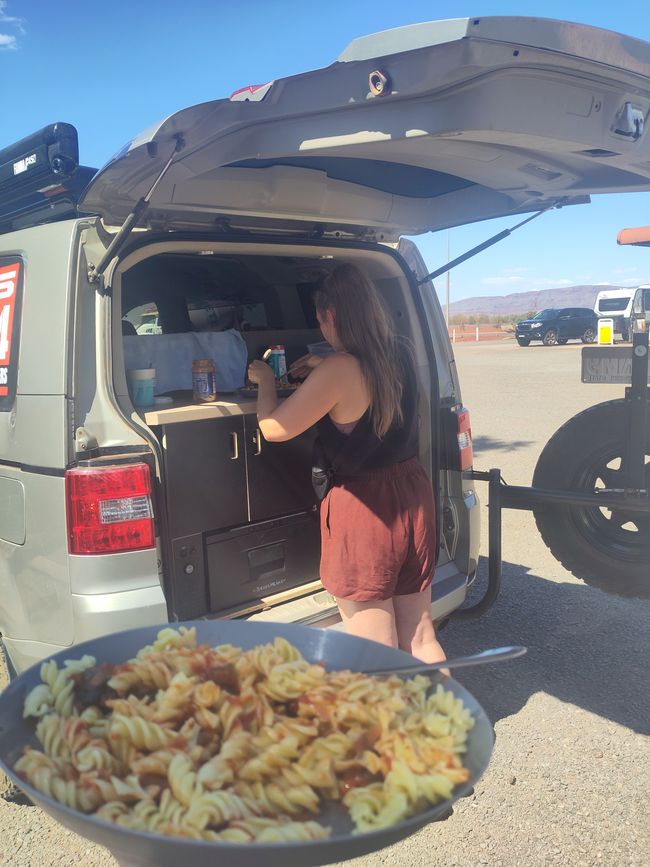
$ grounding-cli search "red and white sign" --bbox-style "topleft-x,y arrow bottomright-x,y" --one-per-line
0,261 -> 22,402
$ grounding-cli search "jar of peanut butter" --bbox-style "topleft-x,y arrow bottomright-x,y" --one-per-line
192,358 -> 217,403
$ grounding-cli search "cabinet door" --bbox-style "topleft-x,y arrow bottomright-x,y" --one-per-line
161,417 -> 248,538
244,416 -> 317,522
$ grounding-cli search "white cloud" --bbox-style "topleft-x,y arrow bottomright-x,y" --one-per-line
0,2 -> 23,50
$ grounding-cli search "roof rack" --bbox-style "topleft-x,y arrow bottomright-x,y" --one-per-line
0,122 -> 97,235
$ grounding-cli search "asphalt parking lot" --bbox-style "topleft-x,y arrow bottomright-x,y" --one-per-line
1,339 -> 648,867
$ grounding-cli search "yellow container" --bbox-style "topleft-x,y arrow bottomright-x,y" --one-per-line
597,318 -> 614,345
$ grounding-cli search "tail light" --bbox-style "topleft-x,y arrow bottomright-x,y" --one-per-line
456,408 -> 474,471
66,463 -> 155,555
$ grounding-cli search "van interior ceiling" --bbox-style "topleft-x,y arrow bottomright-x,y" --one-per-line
111,245 -> 436,622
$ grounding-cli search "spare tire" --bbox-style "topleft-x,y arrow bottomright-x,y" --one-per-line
533,399 -> 650,597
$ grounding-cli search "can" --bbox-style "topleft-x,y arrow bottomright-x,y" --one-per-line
265,345 -> 287,383
192,358 -> 217,403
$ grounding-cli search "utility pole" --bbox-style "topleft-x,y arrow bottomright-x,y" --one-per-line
445,229 -> 451,326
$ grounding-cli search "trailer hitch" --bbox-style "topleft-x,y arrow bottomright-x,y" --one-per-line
455,327 -> 650,618
453,467 -> 650,620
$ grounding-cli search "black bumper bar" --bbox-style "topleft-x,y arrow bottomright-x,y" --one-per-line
452,467 -> 650,621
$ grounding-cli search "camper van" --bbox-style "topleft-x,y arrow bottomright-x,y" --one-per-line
593,288 -> 636,340
2,16 -> 650,675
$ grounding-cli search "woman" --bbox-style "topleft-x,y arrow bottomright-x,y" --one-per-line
248,264 -> 445,664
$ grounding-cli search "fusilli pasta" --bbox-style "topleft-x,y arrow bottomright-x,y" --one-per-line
14,628 -> 475,841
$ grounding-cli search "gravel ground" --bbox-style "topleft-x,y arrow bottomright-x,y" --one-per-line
1,340 -> 649,867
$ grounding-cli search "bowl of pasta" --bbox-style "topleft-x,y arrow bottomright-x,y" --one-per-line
0,620 -> 494,867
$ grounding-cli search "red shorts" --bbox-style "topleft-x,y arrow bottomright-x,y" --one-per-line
319,457 -> 437,602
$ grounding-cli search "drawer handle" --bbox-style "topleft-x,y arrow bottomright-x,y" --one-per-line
230,431 -> 239,460
253,429 -> 262,456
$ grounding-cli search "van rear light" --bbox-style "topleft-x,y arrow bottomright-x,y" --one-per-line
457,409 -> 474,471
66,463 -> 155,555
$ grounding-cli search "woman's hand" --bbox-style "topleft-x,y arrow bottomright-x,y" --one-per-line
289,353 -> 324,380
247,360 -> 276,388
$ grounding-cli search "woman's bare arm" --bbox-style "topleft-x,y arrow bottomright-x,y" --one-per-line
251,355 -> 352,442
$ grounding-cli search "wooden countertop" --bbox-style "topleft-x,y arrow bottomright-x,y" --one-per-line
141,391 -> 258,425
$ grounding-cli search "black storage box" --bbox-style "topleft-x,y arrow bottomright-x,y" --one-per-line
206,511 -> 320,612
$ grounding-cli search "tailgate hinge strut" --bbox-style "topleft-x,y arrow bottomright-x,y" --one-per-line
87,135 -> 185,284
417,199 -> 565,285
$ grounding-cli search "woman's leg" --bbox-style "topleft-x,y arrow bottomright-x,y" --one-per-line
335,597 -> 399,648
393,585 -> 446,664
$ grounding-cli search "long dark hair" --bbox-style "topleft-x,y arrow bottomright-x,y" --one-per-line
314,264 -> 403,438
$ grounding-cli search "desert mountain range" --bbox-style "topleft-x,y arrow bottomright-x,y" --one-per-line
448,284 -> 630,317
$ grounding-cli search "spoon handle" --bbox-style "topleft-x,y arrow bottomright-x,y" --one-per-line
364,645 -> 527,677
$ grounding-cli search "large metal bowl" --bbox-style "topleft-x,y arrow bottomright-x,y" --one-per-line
0,620 -> 494,867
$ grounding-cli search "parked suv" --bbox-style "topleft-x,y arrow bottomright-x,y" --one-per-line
2,16 -> 650,675
515,308 -> 598,346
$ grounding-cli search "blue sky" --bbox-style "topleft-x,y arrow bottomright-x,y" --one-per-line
2,0 -> 650,304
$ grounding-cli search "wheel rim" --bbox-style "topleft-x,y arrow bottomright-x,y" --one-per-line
544,330 -> 558,345
570,445 -> 650,564
583,329 -> 595,343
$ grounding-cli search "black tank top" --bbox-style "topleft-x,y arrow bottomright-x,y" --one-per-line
315,342 -> 419,474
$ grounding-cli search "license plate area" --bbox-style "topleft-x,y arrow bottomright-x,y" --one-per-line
582,346 -> 649,384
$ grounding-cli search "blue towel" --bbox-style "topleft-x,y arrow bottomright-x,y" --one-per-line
124,330 -> 248,394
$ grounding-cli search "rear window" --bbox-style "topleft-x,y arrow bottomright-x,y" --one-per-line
598,298 -> 630,312
121,255 -> 315,335
533,309 -> 559,320
186,292 -> 269,332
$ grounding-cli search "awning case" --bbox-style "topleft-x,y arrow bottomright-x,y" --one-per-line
80,16 -> 650,241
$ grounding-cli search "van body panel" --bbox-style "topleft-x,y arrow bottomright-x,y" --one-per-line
2,636 -> 72,676
2,581 -> 166,672
1,395 -> 71,468
81,18 -> 650,237
0,472 -> 72,645
337,16 -> 650,70
0,476 -> 25,545
70,584 -> 167,645
73,243 -> 157,452
68,547 -> 162,595
3,221 -> 77,395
